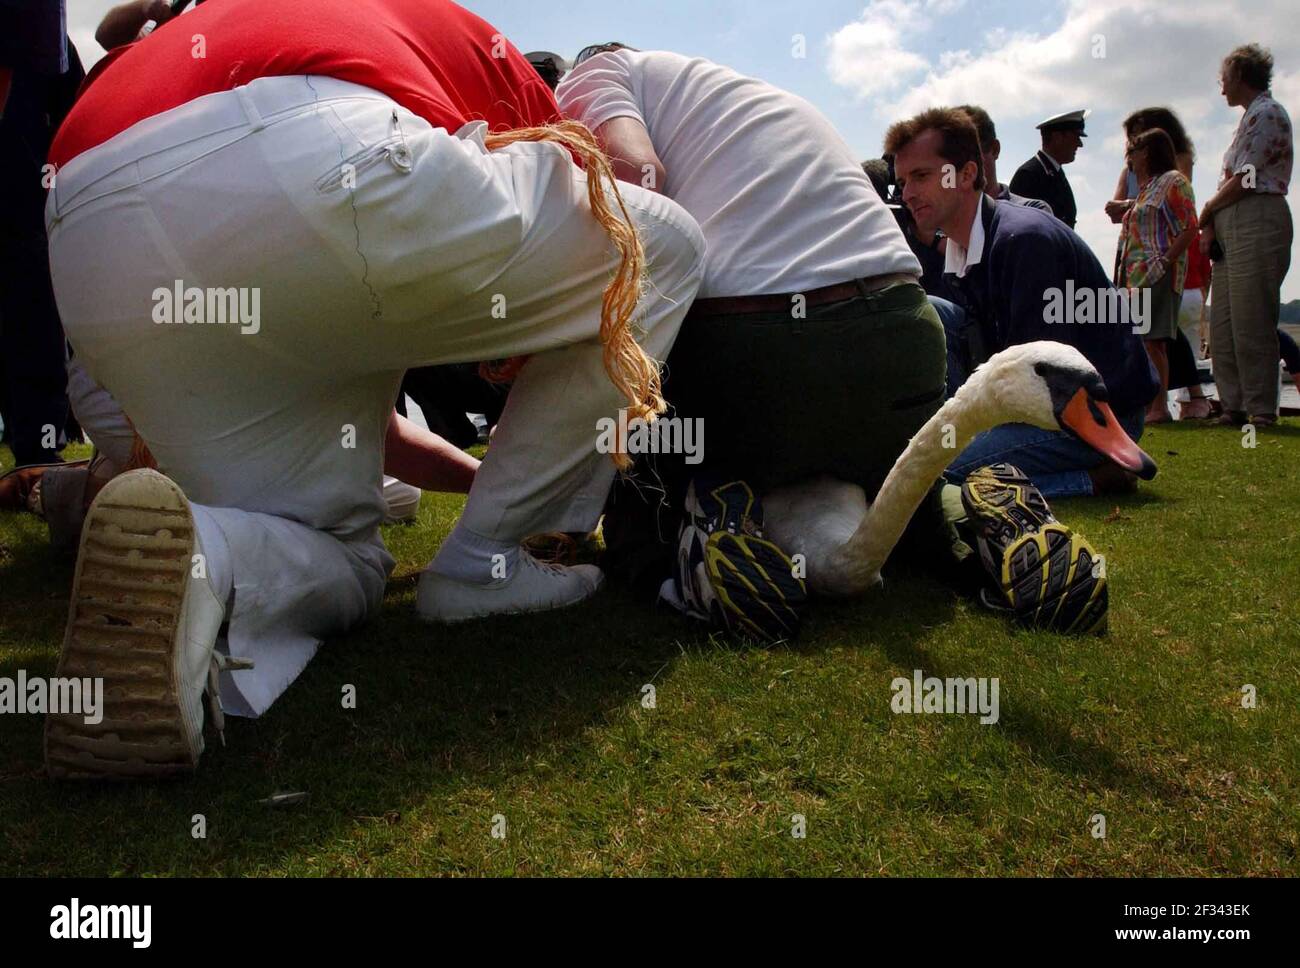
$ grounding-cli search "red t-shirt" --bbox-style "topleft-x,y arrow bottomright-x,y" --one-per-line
1185,230 -> 1211,290
49,0 -> 558,169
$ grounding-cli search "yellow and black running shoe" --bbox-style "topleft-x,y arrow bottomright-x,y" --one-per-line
673,479 -> 807,642
960,463 -> 1108,635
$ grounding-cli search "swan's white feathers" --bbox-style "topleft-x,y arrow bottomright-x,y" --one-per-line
764,476 -> 866,572
964,340 -> 1096,430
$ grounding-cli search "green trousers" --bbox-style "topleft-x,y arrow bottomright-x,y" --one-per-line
603,281 -> 952,587
665,281 -> 947,494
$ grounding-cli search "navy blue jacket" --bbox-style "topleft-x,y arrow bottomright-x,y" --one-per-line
946,196 -> 1158,416
1009,151 -> 1078,228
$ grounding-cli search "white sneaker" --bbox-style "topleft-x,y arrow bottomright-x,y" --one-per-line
382,475 -> 421,524
416,550 -> 605,623
44,469 -> 250,779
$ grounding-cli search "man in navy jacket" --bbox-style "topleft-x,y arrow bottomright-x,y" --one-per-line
886,107 -> 1158,497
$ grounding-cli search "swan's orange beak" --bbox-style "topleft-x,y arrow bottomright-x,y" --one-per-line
1060,389 -> 1158,479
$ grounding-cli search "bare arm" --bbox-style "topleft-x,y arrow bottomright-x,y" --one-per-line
1111,167 -> 1129,201
383,411 -> 479,494
1164,224 -> 1197,266
1105,168 -> 1132,223
96,0 -> 172,51
594,116 -> 666,193
1199,222 -> 1216,257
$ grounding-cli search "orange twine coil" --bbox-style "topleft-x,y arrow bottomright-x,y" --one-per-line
481,121 -> 664,470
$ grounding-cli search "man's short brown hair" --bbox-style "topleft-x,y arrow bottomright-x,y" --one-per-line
957,104 -> 996,153
883,107 -> 986,190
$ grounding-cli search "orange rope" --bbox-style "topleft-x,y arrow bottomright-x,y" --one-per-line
482,120 -> 664,470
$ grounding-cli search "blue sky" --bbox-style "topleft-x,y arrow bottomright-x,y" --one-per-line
69,0 -> 1300,299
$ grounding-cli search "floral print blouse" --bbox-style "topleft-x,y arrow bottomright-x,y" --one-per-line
1119,170 -> 1197,292
1221,91 -> 1293,195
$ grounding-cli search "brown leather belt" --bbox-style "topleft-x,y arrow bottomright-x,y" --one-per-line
687,271 -> 918,317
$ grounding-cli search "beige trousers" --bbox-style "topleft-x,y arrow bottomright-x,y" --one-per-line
1210,192 -> 1293,416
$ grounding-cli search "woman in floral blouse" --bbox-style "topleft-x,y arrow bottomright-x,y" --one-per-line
1118,129 -> 1199,423
1199,44 -> 1294,428
1107,107 -> 1215,418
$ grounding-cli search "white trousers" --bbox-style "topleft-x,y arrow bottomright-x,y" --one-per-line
65,357 -> 135,468
46,75 -> 705,716
1177,289 -> 1208,365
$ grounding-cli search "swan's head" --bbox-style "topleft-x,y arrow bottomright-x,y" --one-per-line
972,341 -> 1158,479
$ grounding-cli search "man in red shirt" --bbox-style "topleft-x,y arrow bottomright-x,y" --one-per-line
42,0 -> 704,779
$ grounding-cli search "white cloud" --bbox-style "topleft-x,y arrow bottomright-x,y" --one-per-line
827,1 -> 930,98
875,0 -> 1267,126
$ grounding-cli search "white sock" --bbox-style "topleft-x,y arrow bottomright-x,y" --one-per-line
429,525 -> 519,583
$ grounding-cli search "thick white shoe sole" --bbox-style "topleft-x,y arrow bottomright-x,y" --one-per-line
416,563 -> 605,624
44,470 -> 205,779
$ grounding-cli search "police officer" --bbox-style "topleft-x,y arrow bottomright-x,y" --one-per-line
1009,108 -> 1088,228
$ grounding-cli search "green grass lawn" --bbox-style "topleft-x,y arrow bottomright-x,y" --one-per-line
2,421 -> 1298,876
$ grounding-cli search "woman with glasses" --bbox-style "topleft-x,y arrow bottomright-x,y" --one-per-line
1106,107 -> 1213,420
1116,129 -> 1199,424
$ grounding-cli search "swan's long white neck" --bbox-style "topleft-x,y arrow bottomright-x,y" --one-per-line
822,374 -> 999,596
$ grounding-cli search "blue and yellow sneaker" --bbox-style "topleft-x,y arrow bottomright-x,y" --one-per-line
670,479 -> 807,642
959,463 -> 1108,635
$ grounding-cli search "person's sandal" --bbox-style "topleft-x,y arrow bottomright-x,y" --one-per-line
1179,398 -> 1213,420
1249,413 -> 1278,428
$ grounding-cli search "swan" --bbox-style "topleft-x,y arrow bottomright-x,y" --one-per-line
762,341 -> 1158,598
